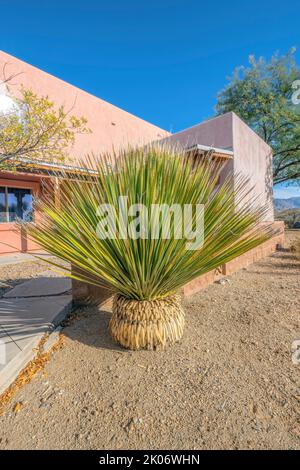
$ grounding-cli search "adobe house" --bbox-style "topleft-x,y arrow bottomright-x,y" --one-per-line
73,114 -> 284,302
0,51 -> 283,296
0,50 -> 169,254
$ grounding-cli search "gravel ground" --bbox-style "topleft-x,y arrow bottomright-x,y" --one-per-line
0,231 -> 299,450
0,260 -> 50,297
0,257 -> 69,297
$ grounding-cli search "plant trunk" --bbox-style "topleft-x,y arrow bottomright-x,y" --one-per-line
109,294 -> 185,350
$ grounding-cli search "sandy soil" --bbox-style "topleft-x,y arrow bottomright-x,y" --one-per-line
0,231 -> 299,450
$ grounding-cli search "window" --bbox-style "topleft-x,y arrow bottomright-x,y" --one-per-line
0,187 -> 33,223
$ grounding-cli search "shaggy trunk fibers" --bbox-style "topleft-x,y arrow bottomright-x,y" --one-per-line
109,294 -> 185,350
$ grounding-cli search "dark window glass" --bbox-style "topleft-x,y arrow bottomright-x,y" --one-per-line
0,187 -> 33,223
7,188 -> 33,222
0,187 -> 6,222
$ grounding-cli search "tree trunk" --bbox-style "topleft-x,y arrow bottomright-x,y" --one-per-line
109,294 -> 185,350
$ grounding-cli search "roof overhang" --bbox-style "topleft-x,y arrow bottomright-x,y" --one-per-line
7,158 -> 99,177
185,144 -> 233,160
3,143 -> 233,179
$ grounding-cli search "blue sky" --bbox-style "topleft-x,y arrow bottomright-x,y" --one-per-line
1,0 -> 300,198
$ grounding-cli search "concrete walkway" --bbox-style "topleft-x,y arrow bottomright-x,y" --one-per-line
0,270 -> 72,394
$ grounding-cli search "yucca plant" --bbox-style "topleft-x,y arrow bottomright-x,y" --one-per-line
24,146 -> 273,350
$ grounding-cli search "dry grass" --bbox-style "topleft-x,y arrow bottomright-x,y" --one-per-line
0,334 -> 64,416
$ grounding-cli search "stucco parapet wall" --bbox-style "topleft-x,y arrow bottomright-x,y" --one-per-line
72,221 -> 285,305
0,50 -> 170,165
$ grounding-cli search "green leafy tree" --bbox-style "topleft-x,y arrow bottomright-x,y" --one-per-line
0,84 -> 90,170
215,49 -> 300,185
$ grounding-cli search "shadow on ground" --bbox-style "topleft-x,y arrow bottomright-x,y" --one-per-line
0,278 -> 35,298
62,249 -> 300,353
62,305 -> 129,354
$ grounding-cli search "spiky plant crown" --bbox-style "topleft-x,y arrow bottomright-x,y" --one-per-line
25,146 -> 274,300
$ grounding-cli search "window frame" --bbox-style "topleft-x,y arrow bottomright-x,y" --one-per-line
0,185 -> 34,224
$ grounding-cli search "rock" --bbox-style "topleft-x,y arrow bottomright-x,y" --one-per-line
216,278 -> 230,285
125,416 -> 143,432
125,421 -> 134,433
133,417 -> 143,425
291,427 -> 300,438
39,402 -> 52,409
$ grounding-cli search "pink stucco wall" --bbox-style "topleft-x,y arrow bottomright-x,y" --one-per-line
0,51 -> 170,164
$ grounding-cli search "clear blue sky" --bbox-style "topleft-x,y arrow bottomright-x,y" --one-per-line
1,0 -> 300,197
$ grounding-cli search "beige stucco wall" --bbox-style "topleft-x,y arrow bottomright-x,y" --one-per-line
162,112 -> 233,149
232,113 -> 274,221
0,51 -> 169,164
162,112 -> 274,221
161,113 -> 235,185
